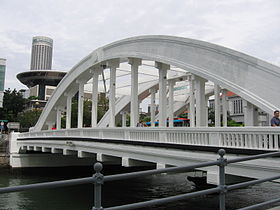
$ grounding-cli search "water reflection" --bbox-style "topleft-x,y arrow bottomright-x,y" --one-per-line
0,166 -> 279,210
0,171 -> 32,210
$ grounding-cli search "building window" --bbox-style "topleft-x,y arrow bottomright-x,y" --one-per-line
233,98 -> 243,114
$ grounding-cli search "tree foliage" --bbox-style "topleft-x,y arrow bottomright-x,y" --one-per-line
0,89 -> 27,122
18,109 -> 42,129
62,96 -> 109,128
208,107 -> 242,127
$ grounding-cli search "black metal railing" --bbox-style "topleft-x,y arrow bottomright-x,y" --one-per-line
1,149 -> 280,210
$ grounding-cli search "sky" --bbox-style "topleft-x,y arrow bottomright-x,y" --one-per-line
1,0 -> 280,90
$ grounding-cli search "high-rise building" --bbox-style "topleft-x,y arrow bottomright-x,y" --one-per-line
17,36 -> 66,100
30,36 -> 53,70
0,58 -> 6,108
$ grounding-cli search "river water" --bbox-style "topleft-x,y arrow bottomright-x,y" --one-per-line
0,165 -> 279,210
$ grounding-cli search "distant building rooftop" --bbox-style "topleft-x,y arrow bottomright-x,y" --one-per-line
17,70 -> 67,88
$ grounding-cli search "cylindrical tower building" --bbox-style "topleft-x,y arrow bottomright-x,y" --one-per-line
30,36 -> 53,70
0,58 -> 6,108
18,36 -> 66,101
0,58 -> 6,92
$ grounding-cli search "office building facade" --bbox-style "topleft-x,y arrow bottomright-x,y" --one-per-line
30,36 -> 53,70
0,58 -> 6,108
0,58 -> 6,91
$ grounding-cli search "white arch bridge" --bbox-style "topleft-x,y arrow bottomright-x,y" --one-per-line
11,35 -> 280,184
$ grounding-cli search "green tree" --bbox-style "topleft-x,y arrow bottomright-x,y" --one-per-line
0,89 -> 27,121
208,108 -> 215,126
178,112 -> 188,119
68,96 -> 109,128
18,109 -> 42,129
28,96 -> 39,100
208,108 -> 242,127
142,116 -> 151,122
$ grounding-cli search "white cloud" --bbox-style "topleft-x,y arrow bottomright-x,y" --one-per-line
0,0 -> 279,90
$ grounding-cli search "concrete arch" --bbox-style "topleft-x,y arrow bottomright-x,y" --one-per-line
34,35 -> 280,131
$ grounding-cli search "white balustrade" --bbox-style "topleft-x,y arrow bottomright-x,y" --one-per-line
18,127 -> 280,151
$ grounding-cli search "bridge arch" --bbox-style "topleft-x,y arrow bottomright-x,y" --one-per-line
34,35 -> 280,131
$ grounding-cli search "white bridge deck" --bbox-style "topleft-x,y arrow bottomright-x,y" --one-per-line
10,127 -> 280,185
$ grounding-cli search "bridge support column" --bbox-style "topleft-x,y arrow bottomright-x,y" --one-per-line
129,58 -> 141,127
168,80 -> 175,127
108,59 -> 119,127
214,84 -> 221,127
97,153 -> 121,164
91,67 -> 101,128
205,95 -> 209,127
51,148 -> 62,154
149,88 -> 156,127
42,147 -> 51,153
55,106 -> 63,130
195,76 -> 207,126
156,62 -> 169,128
63,149 -> 77,156
189,75 -> 195,127
65,93 -> 74,129
243,100 -> 258,126
121,111 -> 127,127
46,121 -> 54,130
222,89 -> 228,127
77,80 -> 85,128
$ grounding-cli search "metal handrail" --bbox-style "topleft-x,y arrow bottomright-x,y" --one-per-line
0,177 -> 95,194
104,160 -> 221,182
1,149 -> 280,210
105,187 -> 222,210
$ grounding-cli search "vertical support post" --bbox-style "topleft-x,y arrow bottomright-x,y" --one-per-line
218,149 -> 227,210
128,58 -> 141,127
77,80 -> 85,128
189,75 -> 195,127
56,106 -> 62,130
214,84 -> 221,127
46,121 -> 54,130
195,76 -> 207,126
108,59 -> 119,127
168,80 -> 175,127
92,162 -> 104,210
222,89 -> 228,127
156,61 -> 169,128
91,67 -> 100,128
243,100 -> 255,126
205,96 -> 209,127
66,94 -> 72,129
149,88 -> 156,127
121,111 -> 127,127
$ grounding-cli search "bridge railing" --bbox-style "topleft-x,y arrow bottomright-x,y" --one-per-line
1,150 -> 280,209
19,127 -> 280,151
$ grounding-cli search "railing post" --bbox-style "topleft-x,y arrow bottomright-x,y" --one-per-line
218,149 -> 227,210
92,162 -> 104,210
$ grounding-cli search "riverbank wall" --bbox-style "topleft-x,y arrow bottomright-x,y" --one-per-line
0,134 -> 9,166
